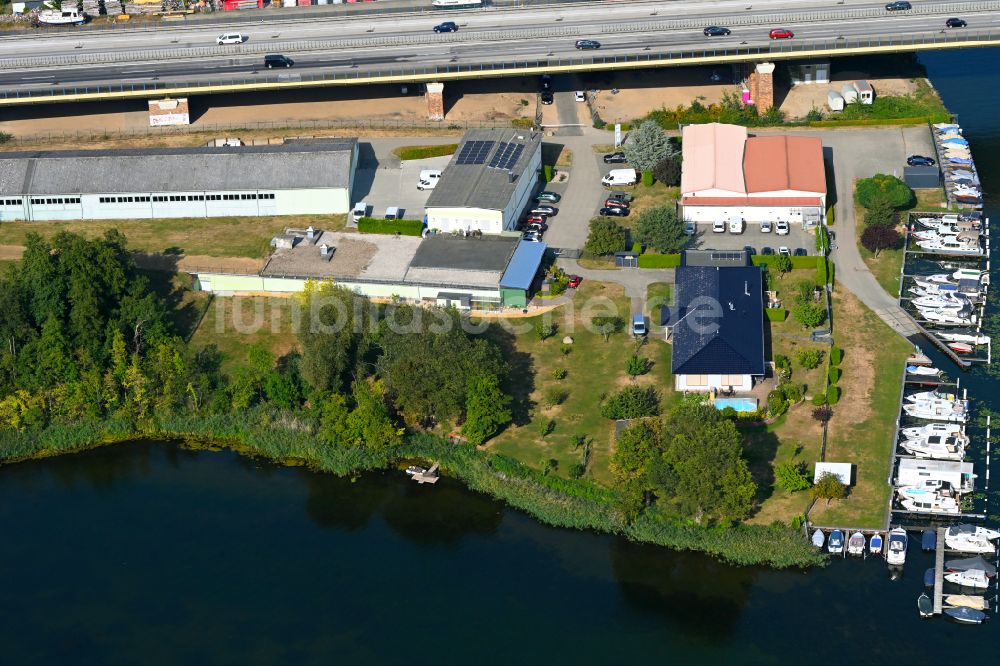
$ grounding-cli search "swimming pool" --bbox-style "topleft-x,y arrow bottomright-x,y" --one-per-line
714,398 -> 759,413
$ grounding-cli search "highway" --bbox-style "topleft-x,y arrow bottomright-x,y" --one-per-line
0,0 -> 997,102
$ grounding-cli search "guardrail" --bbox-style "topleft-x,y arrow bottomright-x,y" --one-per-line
3,0 -> 998,69
2,28 -> 998,104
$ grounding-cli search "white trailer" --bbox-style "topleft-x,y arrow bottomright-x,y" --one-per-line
827,91 -> 844,112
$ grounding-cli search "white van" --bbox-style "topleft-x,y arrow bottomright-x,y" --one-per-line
417,170 -> 442,191
351,202 -> 368,223
728,218 -> 744,234
216,33 -> 245,45
601,168 -> 637,187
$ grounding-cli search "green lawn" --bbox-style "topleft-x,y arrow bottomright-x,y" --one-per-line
188,294 -> 299,373
646,282 -> 673,315
854,203 -> 904,298
0,214 -> 346,259
481,281 -> 674,485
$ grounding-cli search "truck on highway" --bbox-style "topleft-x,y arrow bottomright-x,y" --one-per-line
431,0 -> 483,8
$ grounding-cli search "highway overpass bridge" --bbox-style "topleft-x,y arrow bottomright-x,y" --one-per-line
0,0 -> 997,110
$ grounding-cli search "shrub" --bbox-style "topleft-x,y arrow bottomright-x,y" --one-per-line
780,382 -> 803,404
393,144 -> 458,160
805,108 -> 823,122
584,217 -> 626,256
765,308 -> 787,322
792,301 -> 826,329
813,471 -> 846,501
652,156 -> 682,186
569,463 -> 586,479
357,217 -> 424,236
855,174 -> 915,209
775,460 -> 812,492
796,349 -> 823,370
830,347 -> 843,365
0,132 -> 11,145
551,368 -> 567,380
774,354 -> 791,371
811,393 -> 828,407
535,319 -> 557,341
512,118 -> 535,128
752,256 -> 820,270
537,418 -> 555,437
625,353 -> 649,377
828,366 -> 841,384
816,258 -> 832,286
862,194 -> 896,228
560,345 -> 572,356
774,254 -> 793,274
600,386 -> 661,419
641,170 -> 654,187
634,206 -> 686,254
543,165 -> 554,182
767,390 -> 788,418
812,405 -> 833,422
543,387 -> 568,407
826,385 -> 841,405
637,253 -> 681,268
720,406 -> 737,420
816,226 -> 829,254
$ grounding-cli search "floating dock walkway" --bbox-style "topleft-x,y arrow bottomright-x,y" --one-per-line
933,527 -> 945,615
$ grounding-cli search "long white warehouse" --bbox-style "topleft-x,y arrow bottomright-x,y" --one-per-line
0,138 -> 358,222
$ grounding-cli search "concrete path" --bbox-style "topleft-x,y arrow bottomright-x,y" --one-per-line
541,133 -> 603,250
556,258 -> 674,320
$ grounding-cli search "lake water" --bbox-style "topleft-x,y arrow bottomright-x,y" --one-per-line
2,49 -> 999,663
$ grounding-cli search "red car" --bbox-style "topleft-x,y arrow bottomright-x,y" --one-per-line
769,28 -> 794,39
567,275 -> 582,288
525,214 -> 546,225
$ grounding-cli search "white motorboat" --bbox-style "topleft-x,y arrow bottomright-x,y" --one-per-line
916,237 -> 983,256
912,229 -> 958,242
905,365 -> 941,377
899,436 -> 965,461
847,532 -> 866,556
869,532 -> 883,555
945,533 -> 996,554
948,524 -> 1000,541
944,569 -> 990,588
811,529 -> 825,549
827,529 -> 844,555
920,309 -> 976,326
911,293 -> 970,311
901,423 -> 964,440
898,493 -> 960,514
906,389 -> 958,403
902,399 -> 968,423
886,527 -> 908,566
936,332 -> 990,345
36,6 -> 87,25
910,283 -> 982,301
897,481 -> 957,499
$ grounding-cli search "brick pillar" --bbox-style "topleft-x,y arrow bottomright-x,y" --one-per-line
425,82 -> 445,122
754,62 -> 775,113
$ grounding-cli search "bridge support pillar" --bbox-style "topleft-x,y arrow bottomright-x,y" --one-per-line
147,97 -> 190,127
425,82 -> 445,122
749,62 -> 775,114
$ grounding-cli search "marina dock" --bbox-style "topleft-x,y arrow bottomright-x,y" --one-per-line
411,462 -> 440,484
933,527 -> 945,615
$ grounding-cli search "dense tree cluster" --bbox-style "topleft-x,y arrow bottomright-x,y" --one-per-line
633,205 -> 686,254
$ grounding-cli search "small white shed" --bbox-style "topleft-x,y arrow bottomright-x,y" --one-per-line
854,80 -> 874,105
815,462 -> 853,486
827,91 -> 845,112
841,83 -> 859,104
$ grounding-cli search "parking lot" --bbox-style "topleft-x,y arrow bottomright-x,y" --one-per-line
688,222 -> 815,256
353,153 -> 451,222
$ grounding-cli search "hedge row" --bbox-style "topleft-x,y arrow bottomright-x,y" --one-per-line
765,307 -> 787,322
807,114 -> 951,128
638,253 -> 682,268
751,256 -> 820,269
816,258 -> 834,286
393,144 -> 459,161
357,217 -> 424,236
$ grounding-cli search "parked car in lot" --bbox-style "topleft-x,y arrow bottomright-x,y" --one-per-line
217,32 -> 245,45
631,314 -> 647,337
713,220 -> 726,233
540,91 -> 554,105
575,39 -> 601,50
523,233 -> 543,243
907,154 -> 936,166
567,275 -> 582,288
417,170 -> 442,191
768,28 -> 794,39
778,246 -> 791,256
608,190 -> 634,204
525,214 -> 547,225
575,91 -> 586,102
684,221 -> 696,235
775,220 -> 790,235
536,191 -> 561,203
946,17 -> 967,27
703,26 -> 731,37
264,54 -> 294,68
601,169 -> 637,187
433,21 -> 458,33
599,206 -> 629,217
603,152 -> 627,164
794,248 -> 809,257
761,246 -> 775,256
526,221 -> 548,232
885,0 -> 912,10
729,218 -> 745,234
531,205 -> 557,216
604,197 -> 629,208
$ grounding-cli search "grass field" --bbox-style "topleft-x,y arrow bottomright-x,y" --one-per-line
188,295 -> 300,373
646,282 -> 673,315
855,203 -> 905,298
0,214 -> 347,259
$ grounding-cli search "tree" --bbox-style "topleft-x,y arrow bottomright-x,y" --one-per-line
633,205 -> 686,254
652,156 -> 682,187
297,283 -> 371,394
812,471 -> 847,503
796,349 -> 823,370
610,419 -> 664,517
862,193 -> 896,228
318,393 -> 351,446
591,315 -> 624,342
600,385 -> 660,419
861,225 -> 902,257
774,254 -> 792,274
343,378 -> 403,452
623,119 -> 676,172
98,0 -> 107,15
775,460 -> 811,492
461,373 -> 512,445
534,319 -> 556,341
625,353 -> 648,377
792,301 -> 826,329
855,174 -> 914,209
584,217 -> 626,256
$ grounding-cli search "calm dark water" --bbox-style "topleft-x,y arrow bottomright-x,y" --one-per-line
2,50 -> 1000,664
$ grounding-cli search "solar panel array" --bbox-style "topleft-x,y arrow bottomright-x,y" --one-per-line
487,142 -> 525,170
709,251 -> 745,262
455,140 -> 496,165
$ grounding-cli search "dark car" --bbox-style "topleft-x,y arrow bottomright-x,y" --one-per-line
599,206 -> 629,217
946,17 -> 967,27
703,26 -> 731,37
908,155 -> 936,166
540,74 -> 552,91
761,246 -> 775,256
603,152 -> 627,164
536,191 -> 561,203
264,54 -> 294,69
433,21 -> 458,33
567,275 -> 582,288
885,0 -> 911,9
575,39 -> 601,50
794,248 -> 809,257
540,91 -> 554,105
526,221 -> 548,232
768,28 -> 794,39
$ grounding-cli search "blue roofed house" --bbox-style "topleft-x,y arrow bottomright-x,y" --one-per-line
669,264 -> 766,393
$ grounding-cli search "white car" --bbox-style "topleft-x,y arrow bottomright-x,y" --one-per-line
760,220 -> 772,233
575,91 -> 586,102
778,246 -> 791,256
713,220 -> 726,233
775,220 -> 790,235
417,170 -> 442,191
216,33 -> 245,45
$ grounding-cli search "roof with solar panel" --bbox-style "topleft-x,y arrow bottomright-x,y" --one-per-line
425,129 -> 542,211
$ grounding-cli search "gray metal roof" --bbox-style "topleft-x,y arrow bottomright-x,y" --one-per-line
408,234 -> 519,272
424,129 -> 541,211
0,139 -> 357,196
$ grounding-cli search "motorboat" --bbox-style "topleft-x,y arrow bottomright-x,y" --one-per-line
899,436 -> 966,461
906,389 -> 958,403
901,423 -> 964,439
946,556 -> 997,576
916,238 -> 983,255
917,593 -> 934,618
827,529 -> 844,555
945,533 -> 996,554
936,332 -> 990,345
405,465 -> 428,476
944,569 -> 990,588
902,399 -> 968,423
897,482 -> 957,499
948,524 -> 1000,541
886,528 -> 908,565
847,532 -> 866,556
906,365 -> 941,377
897,493 -> 960,514
921,530 -> 936,552
943,606 -> 988,624
911,293 -> 970,312
811,529 -> 825,548
948,342 -> 975,354
36,6 -> 87,25
869,532 -> 883,555
945,595 -> 989,611
919,309 -> 977,326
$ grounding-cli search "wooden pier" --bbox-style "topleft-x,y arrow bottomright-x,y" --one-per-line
933,527 -> 945,615
412,462 -> 440,485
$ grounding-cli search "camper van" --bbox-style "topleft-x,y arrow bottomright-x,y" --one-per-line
601,169 -> 638,187
351,202 -> 368,223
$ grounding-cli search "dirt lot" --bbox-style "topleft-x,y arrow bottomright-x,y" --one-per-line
584,67 -> 737,124
779,74 -> 919,119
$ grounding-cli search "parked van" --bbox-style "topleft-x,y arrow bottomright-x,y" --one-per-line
351,202 -> 368,223
601,168 -> 638,187
728,218 -> 745,234
216,33 -> 245,45
417,170 -> 442,191
631,313 -> 647,337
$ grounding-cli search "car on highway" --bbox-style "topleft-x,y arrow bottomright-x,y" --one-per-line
713,220 -> 726,233
567,275 -> 582,289
885,0 -> 911,9
541,91 -> 554,105
768,28 -> 794,40
575,91 -> 586,102
217,33 -> 245,45
433,21 -> 458,33
703,26 -> 731,37
603,152 -> 627,164
575,39 -> 601,50
599,206 -> 629,217
540,74 -> 552,91
536,191 -> 561,203
760,220 -> 772,233
264,55 -> 294,69
946,17 -> 967,28
907,155 -> 936,166
531,205 -> 557,216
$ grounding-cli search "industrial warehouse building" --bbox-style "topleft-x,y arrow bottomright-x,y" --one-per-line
680,123 -> 826,227
193,230 -> 546,310
0,139 -> 358,222
424,129 -> 543,234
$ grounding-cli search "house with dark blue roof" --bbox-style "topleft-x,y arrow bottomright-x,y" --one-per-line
668,264 -> 766,393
